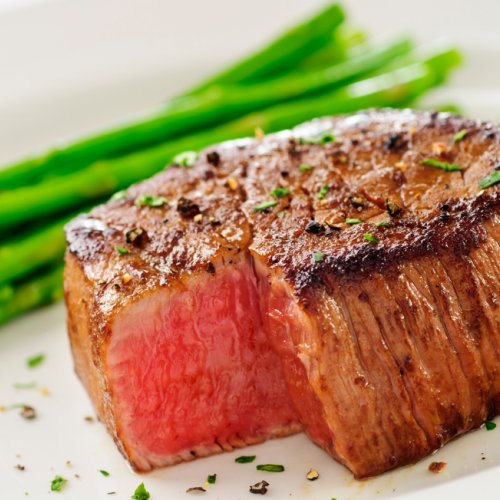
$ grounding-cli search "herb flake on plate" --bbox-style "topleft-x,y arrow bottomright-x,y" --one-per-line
485,421 -> 497,430
317,185 -> 330,199
173,151 -> 198,167
99,470 -> 110,476
132,482 -> 150,500
453,129 -> 467,142
115,246 -> 130,255
313,252 -> 324,262
299,163 -> 314,171
50,475 -> 67,492
375,221 -> 389,226
364,234 -> 379,243
135,194 -> 168,207
207,474 -> 216,484
235,455 -> 256,463
27,354 -> 44,368
346,218 -> 361,225
256,464 -> 285,472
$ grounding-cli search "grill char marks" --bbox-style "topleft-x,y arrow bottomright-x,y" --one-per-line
65,109 -> 500,479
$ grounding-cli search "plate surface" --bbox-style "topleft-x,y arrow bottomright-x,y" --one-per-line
1,1 -> 500,498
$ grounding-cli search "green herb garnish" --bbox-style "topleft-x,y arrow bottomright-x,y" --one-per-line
111,190 -> 127,201
173,151 -> 198,167
252,201 -> 279,213
256,464 -> 285,472
235,455 -> 256,464
479,170 -> 500,188
453,129 -> 467,142
278,211 -> 285,218
364,234 -> 379,243
27,354 -> 44,369
420,159 -> 463,171
375,222 -> 389,226
50,476 -> 67,492
346,218 -> 361,225
313,252 -> 324,262
115,246 -> 130,255
317,185 -> 330,199
132,482 -> 150,500
299,132 -> 335,144
207,474 -> 216,484
485,421 -> 497,431
99,470 -> 110,476
135,194 -> 168,207
270,187 -> 290,198
299,164 -> 314,171
13,382 -> 36,389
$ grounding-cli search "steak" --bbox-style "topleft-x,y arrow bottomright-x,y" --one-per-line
65,108 -> 500,478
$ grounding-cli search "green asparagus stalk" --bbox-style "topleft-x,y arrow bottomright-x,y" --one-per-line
0,213 -> 77,286
189,4 -> 345,92
0,47 -> 460,232
0,4 -> 345,190
0,266 -> 64,327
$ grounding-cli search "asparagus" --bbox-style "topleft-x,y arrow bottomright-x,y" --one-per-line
189,4 -> 345,92
0,212 -> 80,286
0,4 -> 345,190
0,266 -> 63,327
0,47 -> 459,232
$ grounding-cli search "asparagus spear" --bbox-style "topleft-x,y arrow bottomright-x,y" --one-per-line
0,4 -> 345,190
0,266 -> 63,327
0,47 -> 459,231
189,4 -> 345,92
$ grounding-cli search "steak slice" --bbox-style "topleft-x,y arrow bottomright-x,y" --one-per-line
65,108 -> 500,478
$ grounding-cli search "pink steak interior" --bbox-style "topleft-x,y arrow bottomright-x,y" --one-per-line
107,256 -> 301,470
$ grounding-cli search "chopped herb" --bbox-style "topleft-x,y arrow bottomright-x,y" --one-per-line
299,163 -> 314,171
115,246 -> 130,255
16,464 -> 25,471
313,252 -> 324,262
27,354 -> 44,368
131,482 -> 150,500
111,190 -> 127,201
299,131 -> 335,144
249,480 -> 269,495
13,382 -> 36,389
50,475 -> 67,492
364,234 -> 379,243
270,187 -> 290,198
235,455 -> 256,464
485,421 -> 497,430
317,185 -> 330,200
375,222 -> 389,226
173,151 -> 198,167
453,129 -> 468,142
346,218 -> 362,225
420,159 -> 463,171
256,464 -> 285,472
252,201 -> 279,213
207,474 -> 216,484
99,470 -> 110,476
278,211 -> 285,218
479,170 -> 500,188
186,487 -> 206,493
135,194 -> 168,207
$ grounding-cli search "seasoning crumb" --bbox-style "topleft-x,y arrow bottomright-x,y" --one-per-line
66,461 -> 71,467
208,216 -> 221,225
432,142 -> 447,154
203,482 -> 210,489
250,481 -> 269,495
122,274 -> 132,284
193,214 -> 203,223
428,461 -> 447,473
20,406 -> 36,419
75,474 -> 80,478
227,178 -> 238,190
186,487 -> 206,493
15,464 -> 25,471
255,127 -> 265,139
395,162 -> 407,171
84,415 -> 94,422
410,127 -> 416,135
306,468 -> 319,481
98,280 -> 106,285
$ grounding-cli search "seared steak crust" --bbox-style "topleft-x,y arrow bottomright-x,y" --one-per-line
65,108 -> 500,478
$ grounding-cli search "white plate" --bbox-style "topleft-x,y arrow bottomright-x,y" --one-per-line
1,1 -> 500,499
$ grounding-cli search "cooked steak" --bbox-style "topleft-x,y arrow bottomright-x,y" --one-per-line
65,108 -> 500,478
